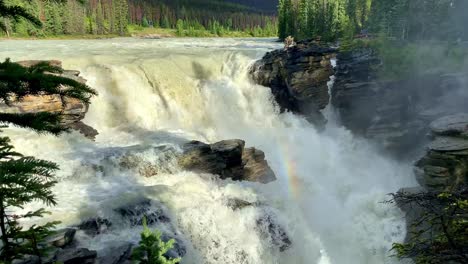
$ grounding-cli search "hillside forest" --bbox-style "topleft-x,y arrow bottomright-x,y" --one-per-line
278,0 -> 468,41
0,0 -> 278,37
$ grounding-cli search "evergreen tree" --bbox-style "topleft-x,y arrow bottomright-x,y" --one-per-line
0,137 -> 60,262
0,46 -> 95,264
389,190 -> 468,264
0,3 -> 97,262
297,0 -> 308,40
0,0 -> 40,36
132,217 -> 181,264
95,0 -> 104,35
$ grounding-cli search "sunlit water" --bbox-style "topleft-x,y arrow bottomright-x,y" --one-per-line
0,38 -> 416,264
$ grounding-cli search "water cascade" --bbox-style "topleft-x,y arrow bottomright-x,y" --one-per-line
0,38 -> 416,264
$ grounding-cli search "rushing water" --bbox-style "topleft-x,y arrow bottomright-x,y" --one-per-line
0,38 -> 416,264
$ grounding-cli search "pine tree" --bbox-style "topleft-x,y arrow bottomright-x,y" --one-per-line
96,0 -> 104,35
297,0 -> 309,40
0,137 -> 60,262
0,0 -> 41,36
0,4 -> 96,260
132,217 -> 181,264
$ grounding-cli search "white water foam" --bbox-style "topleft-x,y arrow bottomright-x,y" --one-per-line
0,38 -> 416,264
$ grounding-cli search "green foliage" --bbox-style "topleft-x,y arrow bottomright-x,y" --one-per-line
389,190 -> 468,264
0,3 -> 96,262
0,59 -> 97,133
0,137 -> 60,262
132,217 -> 181,264
1,0 -> 277,38
278,0 -> 466,42
369,39 -> 468,80
278,0 -> 361,41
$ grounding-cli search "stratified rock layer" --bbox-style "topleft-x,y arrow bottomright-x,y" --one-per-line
0,60 -> 97,139
332,48 -> 468,157
415,114 -> 468,191
250,41 -> 336,127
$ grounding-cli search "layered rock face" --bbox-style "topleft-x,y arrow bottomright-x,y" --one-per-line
332,49 -> 468,157
0,60 -> 97,139
250,40 -> 336,126
178,139 -> 276,183
415,114 -> 468,191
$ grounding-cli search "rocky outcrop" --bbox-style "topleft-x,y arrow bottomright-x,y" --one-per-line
178,139 -> 276,183
415,114 -> 468,191
0,60 -> 97,139
332,48 -> 468,157
250,40 -> 336,127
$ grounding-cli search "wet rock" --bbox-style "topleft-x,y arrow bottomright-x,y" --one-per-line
115,199 -> 171,226
226,198 -> 254,210
0,60 -> 97,139
97,242 -> 133,264
160,235 -> 186,260
178,139 -> 276,183
256,214 -> 291,252
53,248 -> 97,264
250,40 -> 336,127
78,218 -> 112,236
45,228 -> 76,248
242,147 -> 276,183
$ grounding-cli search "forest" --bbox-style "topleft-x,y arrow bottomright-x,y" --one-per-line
0,0 -> 278,37
278,0 -> 468,41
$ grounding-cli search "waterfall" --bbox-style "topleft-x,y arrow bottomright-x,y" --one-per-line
0,38 -> 416,264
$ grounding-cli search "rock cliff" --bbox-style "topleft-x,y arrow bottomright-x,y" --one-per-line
415,114 -> 468,191
250,40 -> 336,127
332,49 -> 468,157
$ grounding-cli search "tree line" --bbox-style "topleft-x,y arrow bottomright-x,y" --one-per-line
1,0 -> 277,37
278,0 -> 467,41
128,0 -> 277,35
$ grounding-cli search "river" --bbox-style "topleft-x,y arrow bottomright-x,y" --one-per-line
0,38 -> 416,264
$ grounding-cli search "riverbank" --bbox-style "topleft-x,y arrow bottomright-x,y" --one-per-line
0,26 -> 277,41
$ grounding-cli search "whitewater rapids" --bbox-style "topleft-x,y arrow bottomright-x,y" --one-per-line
0,38 -> 416,264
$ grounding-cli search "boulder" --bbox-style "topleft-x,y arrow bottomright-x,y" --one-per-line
53,248 -> 97,264
160,235 -> 187,260
256,214 -> 292,252
115,198 -> 171,226
44,228 -> 76,248
250,40 -> 336,127
77,218 -> 112,236
97,242 -> 133,264
0,60 -> 97,139
178,139 -> 276,183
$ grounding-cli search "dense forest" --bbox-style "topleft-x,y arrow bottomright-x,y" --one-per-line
0,0 -> 277,37
278,0 -> 468,41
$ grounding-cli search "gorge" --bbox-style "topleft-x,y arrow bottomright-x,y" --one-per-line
1,37 -> 455,264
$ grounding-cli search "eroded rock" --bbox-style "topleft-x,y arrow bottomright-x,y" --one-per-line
332,48 -> 468,157
416,114 -> 468,191
53,248 -> 97,264
179,139 -> 276,183
250,41 -> 336,127
0,60 -> 97,139
45,228 -> 76,248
